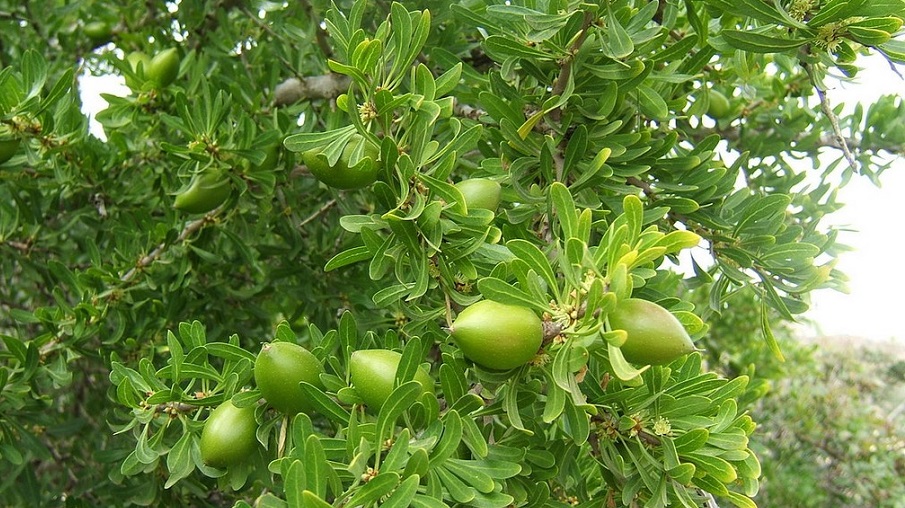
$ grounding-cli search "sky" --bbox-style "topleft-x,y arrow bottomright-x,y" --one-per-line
79,51 -> 904,344
799,53 -> 904,343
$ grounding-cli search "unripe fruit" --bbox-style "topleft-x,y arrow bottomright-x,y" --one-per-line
173,170 -> 231,214
254,342 -> 324,415
253,144 -> 280,172
706,90 -> 732,120
83,21 -> 113,46
349,349 -> 433,411
455,178 -> 502,212
450,300 -> 543,370
607,298 -> 695,365
302,134 -> 380,190
147,48 -> 180,88
124,51 -> 150,89
0,138 -> 20,164
200,400 -> 258,468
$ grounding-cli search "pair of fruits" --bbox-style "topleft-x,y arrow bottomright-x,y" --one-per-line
449,297 -> 694,371
124,48 -> 180,90
200,342 -> 325,468
201,342 -> 433,467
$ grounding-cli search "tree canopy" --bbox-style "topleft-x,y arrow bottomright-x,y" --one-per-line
1,0 -> 903,506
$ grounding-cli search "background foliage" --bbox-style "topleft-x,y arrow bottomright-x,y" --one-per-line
1,0 -> 904,506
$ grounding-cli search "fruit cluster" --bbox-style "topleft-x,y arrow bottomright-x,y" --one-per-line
201,296 -> 694,468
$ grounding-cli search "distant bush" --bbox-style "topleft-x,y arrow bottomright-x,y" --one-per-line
693,285 -> 905,507
753,341 -> 905,507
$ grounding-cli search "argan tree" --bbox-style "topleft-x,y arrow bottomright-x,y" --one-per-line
1,0 -> 903,506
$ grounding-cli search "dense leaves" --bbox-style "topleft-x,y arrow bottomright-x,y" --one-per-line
1,0 -> 903,506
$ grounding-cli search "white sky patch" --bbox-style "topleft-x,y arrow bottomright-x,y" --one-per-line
799,53 -> 905,342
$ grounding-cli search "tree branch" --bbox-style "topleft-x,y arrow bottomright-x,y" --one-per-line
273,74 -> 351,106
120,214 -> 214,283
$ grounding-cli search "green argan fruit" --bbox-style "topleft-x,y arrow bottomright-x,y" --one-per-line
200,400 -> 258,468
450,300 -> 543,370
706,90 -> 732,120
0,138 -> 20,165
302,134 -> 380,190
124,51 -> 150,89
173,170 -> 231,214
147,48 -> 180,88
254,342 -> 324,415
349,349 -> 433,412
455,178 -> 502,212
607,298 -> 695,365
84,21 -> 113,46
253,144 -> 281,172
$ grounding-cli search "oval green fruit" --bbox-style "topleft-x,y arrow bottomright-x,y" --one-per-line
607,298 -> 695,365
450,300 -> 543,370
706,90 -> 731,120
200,400 -> 259,468
455,178 -> 502,212
302,134 -> 380,190
254,342 -> 325,415
147,48 -> 180,88
349,349 -> 433,412
173,170 -> 231,214
124,51 -> 150,89
253,144 -> 281,172
84,21 -> 113,46
0,138 -> 20,165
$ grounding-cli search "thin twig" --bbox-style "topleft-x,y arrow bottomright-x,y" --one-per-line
299,198 -> 337,228
804,64 -> 859,171
120,214 -> 212,283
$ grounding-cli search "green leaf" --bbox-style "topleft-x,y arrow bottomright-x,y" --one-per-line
720,30 -> 809,53
285,460 -> 305,508
345,472 -> 400,507
607,343 -> 649,381
503,377 -> 531,434
605,9 -> 635,58
476,277 -> 549,314
419,173 -> 468,215
847,26 -> 892,46
483,35 -> 550,59
429,410 -> 463,466
376,380 -> 423,443
435,63 -> 463,97
443,459 -> 496,493
550,182 -> 578,239
299,381 -> 350,425
723,491 -> 757,508
325,246 -> 372,272
760,300 -> 786,362
301,490 -> 332,508
673,428 -> 710,454
382,474 -> 421,508
506,239 -> 559,301
706,0 -> 808,28
206,342 -> 256,363
636,84 -> 669,120
435,466 -> 477,504
305,435 -> 328,498
284,126 -> 355,153
164,433 -> 194,489
686,452 -> 737,483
